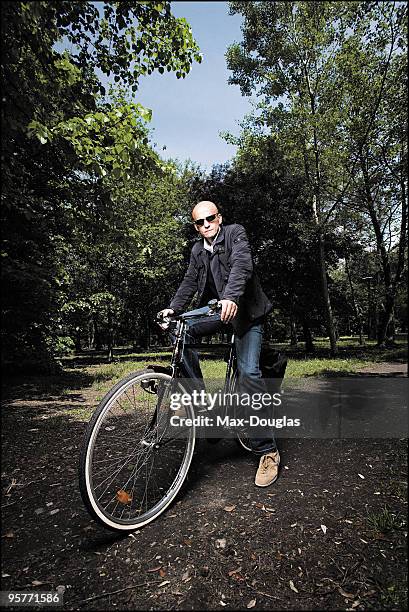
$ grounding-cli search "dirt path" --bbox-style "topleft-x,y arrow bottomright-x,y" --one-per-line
355,362 -> 408,376
1,363 -> 407,611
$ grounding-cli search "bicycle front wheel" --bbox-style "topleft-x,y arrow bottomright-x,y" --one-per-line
79,370 -> 195,532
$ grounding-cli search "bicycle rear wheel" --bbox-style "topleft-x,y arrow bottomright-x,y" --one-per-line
79,370 -> 195,532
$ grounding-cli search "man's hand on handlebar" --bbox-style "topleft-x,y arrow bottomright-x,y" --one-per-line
157,308 -> 174,320
157,308 -> 174,330
219,299 -> 238,324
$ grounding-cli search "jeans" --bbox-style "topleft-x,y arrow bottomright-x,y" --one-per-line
178,313 -> 277,455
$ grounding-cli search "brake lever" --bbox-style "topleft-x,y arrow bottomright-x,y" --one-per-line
207,299 -> 222,314
156,314 -> 171,331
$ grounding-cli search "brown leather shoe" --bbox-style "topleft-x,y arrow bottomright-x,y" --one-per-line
255,450 -> 280,487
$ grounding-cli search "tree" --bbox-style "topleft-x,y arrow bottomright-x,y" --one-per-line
60,156 -> 194,356
227,1 -> 348,354
226,1 -> 407,351
1,1 -> 201,371
333,1 -> 408,346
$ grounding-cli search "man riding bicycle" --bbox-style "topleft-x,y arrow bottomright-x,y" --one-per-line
158,200 -> 280,487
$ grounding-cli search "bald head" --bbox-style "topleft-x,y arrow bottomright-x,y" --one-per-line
192,201 -> 222,243
192,201 -> 219,219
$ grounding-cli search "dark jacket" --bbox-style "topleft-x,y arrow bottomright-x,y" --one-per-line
169,224 -> 272,337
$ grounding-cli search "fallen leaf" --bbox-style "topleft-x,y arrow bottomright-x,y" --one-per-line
158,580 -> 170,587
358,473 -> 365,479
2,574 -> 10,577
215,538 -> 226,549
50,509 -> 60,516
3,531 -> 14,538
321,524 -> 327,534
183,539 -> 192,546
223,505 -> 236,512
32,580 -> 45,586
289,580 -> 299,593
247,599 -> 256,609
159,569 -> 166,578
219,601 -> 227,607
116,489 -> 132,504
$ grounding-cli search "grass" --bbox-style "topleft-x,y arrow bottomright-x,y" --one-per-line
38,336 -> 406,419
379,582 -> 408,609
366,505 -> 405,533
81,356 -> 367,394
82,349 -> 403,394
284,357 -> 371,377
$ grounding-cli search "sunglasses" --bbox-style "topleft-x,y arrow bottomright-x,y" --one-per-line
193,213 -> 219,227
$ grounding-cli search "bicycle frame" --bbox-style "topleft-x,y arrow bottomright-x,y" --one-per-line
167,313 -> 237,397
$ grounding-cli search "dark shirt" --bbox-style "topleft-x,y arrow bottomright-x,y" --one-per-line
199,251 -> 219,306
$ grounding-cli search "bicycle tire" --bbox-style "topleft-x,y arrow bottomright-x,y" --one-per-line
79,369 -> 195,532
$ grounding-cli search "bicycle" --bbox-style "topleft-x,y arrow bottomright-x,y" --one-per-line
79,300 -> 260,532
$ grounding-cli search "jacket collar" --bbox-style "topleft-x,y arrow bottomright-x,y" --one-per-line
198,225 -> 225,256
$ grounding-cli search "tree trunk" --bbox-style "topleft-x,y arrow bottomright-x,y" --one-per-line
301,60 -> 338,356
88,319 -> 95,350
358,319 -> 364,346
93,315 -> 102,350
107,307 -> 114,362
74,329 -> 82,352
317,231 -> 338,355
377,289 -> 395,347
290,317 -> 298,346
146,321 -> 151,350
303,319 -> 314,353
345,252 -> 364,345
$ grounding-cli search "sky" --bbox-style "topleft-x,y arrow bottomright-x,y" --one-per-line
135,1 -> 255,171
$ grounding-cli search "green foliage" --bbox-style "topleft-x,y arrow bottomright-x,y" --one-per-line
59,158 -> 192,353
14,1 -> 201,180
226,0 -> 407,346
1,1 -> 201,372
55,336 -> 76,357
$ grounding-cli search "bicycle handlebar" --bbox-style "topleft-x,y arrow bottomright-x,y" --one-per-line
156,300 -> 221,330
